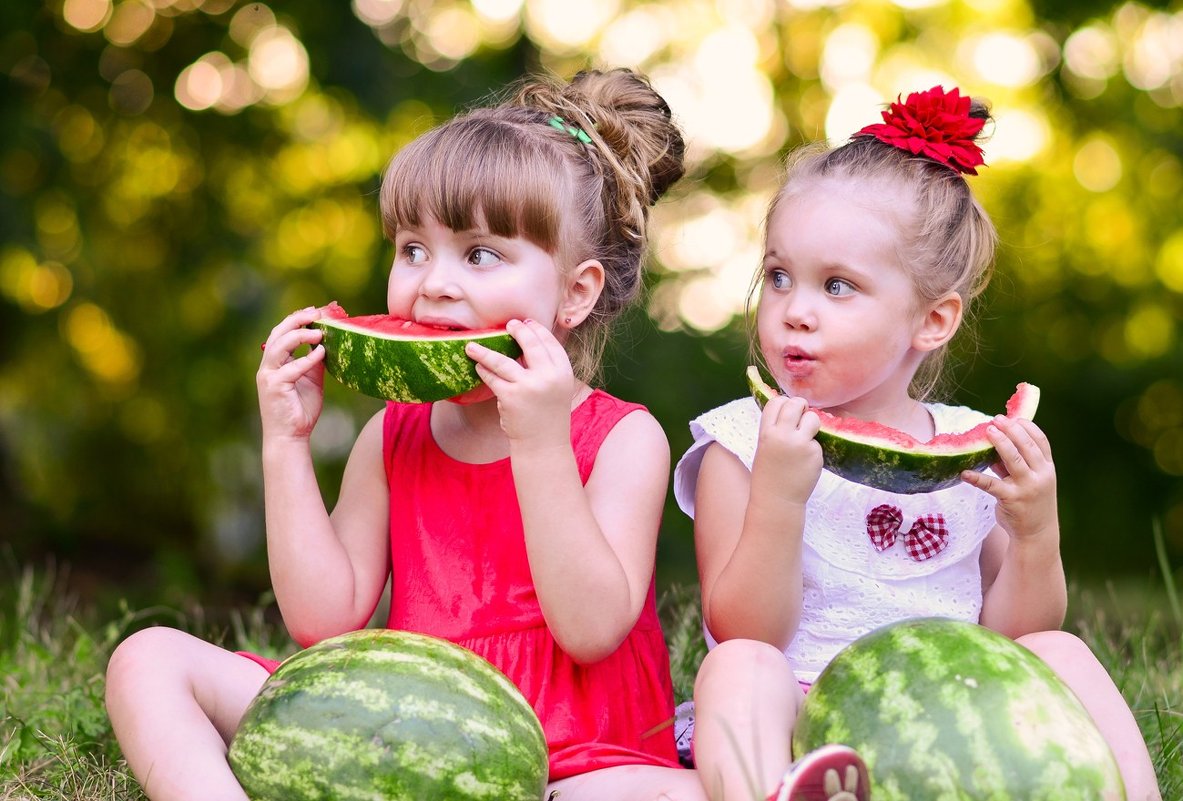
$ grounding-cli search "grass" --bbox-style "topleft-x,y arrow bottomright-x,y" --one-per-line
2,558 -> 1180,800
0,560 -> 288,801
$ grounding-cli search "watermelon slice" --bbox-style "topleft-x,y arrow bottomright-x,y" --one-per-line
311,307 -> 522,403
745,365 -> 1040,494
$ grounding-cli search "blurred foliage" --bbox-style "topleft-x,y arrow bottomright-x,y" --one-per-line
1,0 -> 1181,605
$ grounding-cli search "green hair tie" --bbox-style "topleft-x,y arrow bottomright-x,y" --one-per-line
548,115 -> 592,145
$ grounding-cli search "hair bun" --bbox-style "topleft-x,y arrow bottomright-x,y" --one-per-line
514,68 -> 686,214
564,68 -> 686,205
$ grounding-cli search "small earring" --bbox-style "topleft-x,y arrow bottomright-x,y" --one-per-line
564,316 -> 572,325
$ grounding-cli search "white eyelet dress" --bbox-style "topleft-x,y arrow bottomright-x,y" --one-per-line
673,396 -> 999,683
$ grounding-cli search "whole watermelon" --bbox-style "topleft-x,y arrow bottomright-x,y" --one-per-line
793,618 -> 1125,801
228,629 -> 549,801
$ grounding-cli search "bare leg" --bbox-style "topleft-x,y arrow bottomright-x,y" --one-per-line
545,764 -> 707,801
105,626 -> 270,801
692,639 -> 803,801
1019,630 -> 1162,801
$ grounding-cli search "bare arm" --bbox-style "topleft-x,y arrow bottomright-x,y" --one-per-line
257,308 -> 390,647
968,416 -> 1066,637
695,397 -> 822,651
263,414 -> 390,646
978,524 -> 1066,636
467,319 -> 667,664
512,410 -> 669,664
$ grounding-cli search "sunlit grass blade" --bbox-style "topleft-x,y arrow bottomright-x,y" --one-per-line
1152,518 -> 1181,627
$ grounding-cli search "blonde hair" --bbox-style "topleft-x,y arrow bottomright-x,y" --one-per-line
751,97 -> 997,400
380,68 -> 685,382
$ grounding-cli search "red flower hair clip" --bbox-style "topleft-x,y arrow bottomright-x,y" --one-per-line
855,86 -> 986,175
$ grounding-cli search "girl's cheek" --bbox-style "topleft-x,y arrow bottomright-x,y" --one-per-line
385,284 -> 412,317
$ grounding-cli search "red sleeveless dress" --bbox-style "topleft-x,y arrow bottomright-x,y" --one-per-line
242,390 -> 682,780
382,390 -> 680,779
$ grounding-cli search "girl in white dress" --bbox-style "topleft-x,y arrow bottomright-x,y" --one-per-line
676,86 -> 1160,801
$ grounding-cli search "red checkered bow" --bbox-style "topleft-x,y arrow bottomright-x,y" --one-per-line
865,504 -> 949,561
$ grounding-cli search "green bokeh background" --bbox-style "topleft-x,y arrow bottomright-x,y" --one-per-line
1,0 -> 1181,609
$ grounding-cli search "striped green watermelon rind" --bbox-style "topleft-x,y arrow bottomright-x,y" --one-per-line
792,618 -> 1125,801
312,315 -> 523,403
745,366 -> 1040,494
228,629 -> 548,801
812,428 -> 993,495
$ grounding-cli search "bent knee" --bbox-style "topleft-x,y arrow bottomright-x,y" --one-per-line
106,627 -> 190,699
694,639 -> 790,693
1017,629 -> 1089,660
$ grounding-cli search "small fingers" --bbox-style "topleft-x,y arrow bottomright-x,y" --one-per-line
265,342 -> 326,382
263,326 -> 323,367
1010,416 -> 1054,463
765,395 -> 810,426
799,409 -> 821,438
471,361 -> 507,394
262,306 -> 325,355
466,340 -> 525,380
760,396 -> 820,442
987,424 -> 1023,473
505,318 -> 564,366
275,306 -> 324,335
961,468 -> 998,495
759,396 -> 790,430
989,416 -> 1051,475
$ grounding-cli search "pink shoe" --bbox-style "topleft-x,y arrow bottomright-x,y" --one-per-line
766,744 -> 870,801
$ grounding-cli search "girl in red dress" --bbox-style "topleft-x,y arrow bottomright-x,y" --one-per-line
106,68 -> 710,800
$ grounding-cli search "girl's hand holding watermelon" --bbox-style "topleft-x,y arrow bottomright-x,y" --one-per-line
962,414 -> 1059,544
975,413 -> 1069,643
255,306 -> 327,441
466,317 -> 579,446
750,394 -> 823,507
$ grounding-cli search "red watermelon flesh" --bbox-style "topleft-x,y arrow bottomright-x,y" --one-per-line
746,366 -> 1040,493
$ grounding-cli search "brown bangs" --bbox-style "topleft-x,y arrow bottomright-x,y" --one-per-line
380,114 -> 570,252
